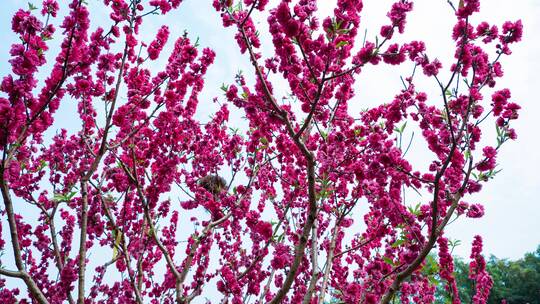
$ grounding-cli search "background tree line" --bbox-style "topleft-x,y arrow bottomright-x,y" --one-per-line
434,245 -> 540,304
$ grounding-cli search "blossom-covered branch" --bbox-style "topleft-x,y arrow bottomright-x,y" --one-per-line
0,0 -> 522,303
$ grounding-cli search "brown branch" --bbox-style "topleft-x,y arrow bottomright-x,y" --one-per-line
296,36 -> 320,86
114,148 -> 184,303
333,236 -> 375,259
180,157 -> 267,302
119,158 -> 230,303
77,5 -> 133,302
0,268 -> 23,278
0,3 -> 87,300
380,69 -> 477,304
240,0 -> 258,28
294,59 -> 329,142
322,64 -> 361,82
0,180 -> 49,303
107,76 -> 169,150
237,202 -> 291,280
76,181 -> 90,304
321,23 -> 401,84
27,194 -> 76,304
302,216 -> 319,304
89,179 -> 144,304
132,174 -> 184,303
116,228 -> 144,303
379,138 -> 461,303
317,206 -> 359,304
4,0 -> 83,167
238,21 -> 319,304
51,211 -> 76,304
259,268 -> 276,303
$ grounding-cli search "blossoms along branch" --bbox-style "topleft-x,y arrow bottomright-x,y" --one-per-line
0,0 -> 523,303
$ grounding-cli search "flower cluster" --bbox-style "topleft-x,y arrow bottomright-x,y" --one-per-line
147,25 -> 170,60
469,236 -> 493,304
0,0 -> 522,303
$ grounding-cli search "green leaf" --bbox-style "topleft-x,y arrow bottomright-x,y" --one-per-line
464,149 -> 471,160
428,275 -> 439,286
53,193 -> 65,202
337,28 -> 352,35
320,131 -> 328,140
28,2 -> 37,10
449,239 -> 462,253
394,122 -> 407,134
336,40 -> 349,48
399,121 -> 407,133
441,109 -> 449,122
407,202 -> 422,216
66,191 -> 77,200
53,191 -> 77,202
391,238 -> 406,248
383,256 -> 394,265
112,230 -> 123,259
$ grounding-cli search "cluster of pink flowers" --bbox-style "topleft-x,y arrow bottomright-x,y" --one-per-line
147,26 -> 170,60
438,237 -> 461,303
469,236 -> 493,304
0,0 -> 522,303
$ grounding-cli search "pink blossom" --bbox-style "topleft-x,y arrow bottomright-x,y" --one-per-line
148,25 -> 170,60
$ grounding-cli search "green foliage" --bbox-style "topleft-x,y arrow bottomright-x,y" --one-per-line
435,245 -> 540,304
53,190 -> 77,203
451,257 -> 474,303
486,245 -> 540,304
319,246 -> 539,304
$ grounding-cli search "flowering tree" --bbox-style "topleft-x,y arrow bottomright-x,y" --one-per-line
0,0 -> 523,303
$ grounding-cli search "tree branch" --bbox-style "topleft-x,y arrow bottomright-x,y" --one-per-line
238,22 -> 319,304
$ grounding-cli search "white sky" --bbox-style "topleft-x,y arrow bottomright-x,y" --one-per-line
0,0 -> 538,269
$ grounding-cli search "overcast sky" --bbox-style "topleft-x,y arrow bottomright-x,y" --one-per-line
1,0 -> 539,263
